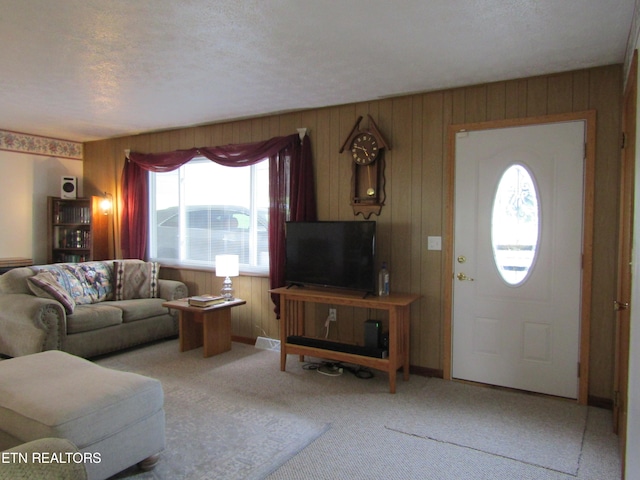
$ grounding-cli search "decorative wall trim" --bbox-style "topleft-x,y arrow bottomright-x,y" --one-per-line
0,129 -> 83,160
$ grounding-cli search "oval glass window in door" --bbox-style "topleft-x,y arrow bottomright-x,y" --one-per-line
491,164 -> 539,285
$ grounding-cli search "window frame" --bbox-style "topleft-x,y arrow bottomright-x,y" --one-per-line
147,157 -> 270,275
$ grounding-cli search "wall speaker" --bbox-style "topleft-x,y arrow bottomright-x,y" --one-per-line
61,176 -> 77,199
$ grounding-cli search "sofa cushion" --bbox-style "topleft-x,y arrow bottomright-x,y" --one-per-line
114,260 -> 159,300
109,298 -> 168,323
66,304 -> 123,334
34,262 -> 113,305
27,271 -> 76,314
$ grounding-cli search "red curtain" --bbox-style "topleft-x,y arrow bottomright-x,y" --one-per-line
121,133 -> 317,315
120,160 -> 149,261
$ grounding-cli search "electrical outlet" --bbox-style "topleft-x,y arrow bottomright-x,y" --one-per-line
329,308 -> 337,322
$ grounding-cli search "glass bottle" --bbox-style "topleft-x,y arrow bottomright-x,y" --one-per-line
378,262 -> 390,296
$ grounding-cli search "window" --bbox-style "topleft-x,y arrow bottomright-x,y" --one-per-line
148,157 -> 270,273
491,163 -> 539,286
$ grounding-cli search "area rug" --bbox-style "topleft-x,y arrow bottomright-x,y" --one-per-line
385,378 -> 587,475
96,341 -> 329,480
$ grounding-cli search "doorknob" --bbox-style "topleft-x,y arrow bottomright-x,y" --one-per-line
614,300 -> 630,311
456,272 -> 475,281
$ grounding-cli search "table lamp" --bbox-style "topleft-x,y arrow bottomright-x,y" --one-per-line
215,254 -> 239,301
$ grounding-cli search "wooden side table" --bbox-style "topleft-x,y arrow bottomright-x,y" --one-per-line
162,298 -> 246,358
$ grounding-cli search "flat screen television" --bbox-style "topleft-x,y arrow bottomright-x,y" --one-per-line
285,221 -> 376,294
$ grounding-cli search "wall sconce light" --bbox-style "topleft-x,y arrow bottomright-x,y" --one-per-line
215,254 -> 239,301
100,192 -> 113,215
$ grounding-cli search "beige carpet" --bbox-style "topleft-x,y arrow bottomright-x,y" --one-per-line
96,339 -> 620,480
385,379 -> 586,475
96,341 -> 329,480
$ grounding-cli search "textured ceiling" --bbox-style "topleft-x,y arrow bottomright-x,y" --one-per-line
0,0 -> 636,142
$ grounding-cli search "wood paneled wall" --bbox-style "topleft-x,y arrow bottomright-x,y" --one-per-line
83,64 -> 622,401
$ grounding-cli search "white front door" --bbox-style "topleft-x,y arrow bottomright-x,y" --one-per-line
452,121 -> 585,399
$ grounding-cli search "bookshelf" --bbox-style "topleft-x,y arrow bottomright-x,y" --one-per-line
47,196 -> 109,263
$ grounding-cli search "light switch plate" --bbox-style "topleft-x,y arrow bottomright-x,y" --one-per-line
427,236 -> 442,251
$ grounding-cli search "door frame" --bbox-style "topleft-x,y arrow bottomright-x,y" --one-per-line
442,111 -> 596,405
614,50 -> 636,476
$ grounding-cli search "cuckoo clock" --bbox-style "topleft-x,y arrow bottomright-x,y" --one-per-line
339,115 -> 390,218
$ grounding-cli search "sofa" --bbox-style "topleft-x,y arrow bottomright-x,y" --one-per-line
0,437 -> 88,480
0,260 -> 188,358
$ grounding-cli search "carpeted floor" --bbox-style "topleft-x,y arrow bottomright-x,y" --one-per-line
97,341 -> 329,480
385,380 -> 587,475
97,339 -> 620,480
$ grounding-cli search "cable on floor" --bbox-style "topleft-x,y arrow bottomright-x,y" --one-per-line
302,361 -> 374,379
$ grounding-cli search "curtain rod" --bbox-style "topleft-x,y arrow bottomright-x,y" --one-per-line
124,129 -> 307,159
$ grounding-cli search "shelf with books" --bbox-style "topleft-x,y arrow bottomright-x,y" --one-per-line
47,196 -> 109,263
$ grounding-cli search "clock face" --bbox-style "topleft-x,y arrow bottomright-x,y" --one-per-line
350,133 -> 379,165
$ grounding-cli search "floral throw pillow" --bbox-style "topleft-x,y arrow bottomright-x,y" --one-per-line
114,260 -> 159,300
27,271 -> 76,314
34,262 -> 112,305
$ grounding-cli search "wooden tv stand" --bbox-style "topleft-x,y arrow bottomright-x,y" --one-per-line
270,287 -> 420,393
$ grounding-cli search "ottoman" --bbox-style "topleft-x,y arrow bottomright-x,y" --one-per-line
0,350 -> 165,480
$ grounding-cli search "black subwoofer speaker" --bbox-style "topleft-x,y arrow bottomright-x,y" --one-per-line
364,319 -> 382,349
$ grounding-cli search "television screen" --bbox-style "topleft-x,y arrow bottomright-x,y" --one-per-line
285,221 -> 376,293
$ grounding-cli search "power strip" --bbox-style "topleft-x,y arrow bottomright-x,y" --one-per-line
317,363 -> 343,376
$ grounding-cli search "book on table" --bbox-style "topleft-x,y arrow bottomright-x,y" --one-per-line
188,295 -> 226,307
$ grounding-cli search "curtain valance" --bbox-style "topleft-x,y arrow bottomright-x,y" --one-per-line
127,134 -> 300,171
121,133 -> 316,316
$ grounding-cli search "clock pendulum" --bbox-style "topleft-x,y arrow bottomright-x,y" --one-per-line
366,165 -> 375,197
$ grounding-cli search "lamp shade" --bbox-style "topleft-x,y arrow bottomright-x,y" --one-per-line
215,255 -> 239,277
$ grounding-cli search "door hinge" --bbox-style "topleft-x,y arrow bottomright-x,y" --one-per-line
577,362 -> 581,378
614,300 -> 630,311
622,132 -> 627,150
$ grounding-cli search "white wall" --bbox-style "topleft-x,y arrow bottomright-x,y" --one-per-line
0,150 -> 82,264
626,27 -> 640,480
